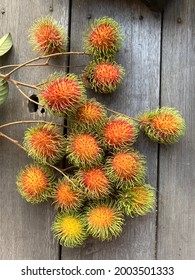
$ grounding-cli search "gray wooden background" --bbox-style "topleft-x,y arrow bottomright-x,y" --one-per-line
0,0 -> 194,260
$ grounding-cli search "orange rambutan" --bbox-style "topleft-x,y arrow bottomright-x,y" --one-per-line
71,99 -> 108,131
51,178 -> 83,211
82,60 -> 125,94
117,184 -> 156,217
138,107 -> 186,144
102,115 -> 138,149
38,73 -> 86,116
84,17 -> 123,58
16,164 -> 54,203
106,149 -> 146,189
29,16 -> 67,55
85,201 -> 124,241
52,211 -> 87,247
23,123 -> 66,164
66,132 -> 103,168
76,166 -> 111,199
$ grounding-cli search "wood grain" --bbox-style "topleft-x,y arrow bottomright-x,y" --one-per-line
61,0 -> 161,260
0,0 -> 70,259
157,0 -> 195,259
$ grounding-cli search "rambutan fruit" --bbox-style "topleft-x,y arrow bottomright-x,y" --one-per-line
102,115 -> 138,149
16,164 -> 54,203
138,107 -> 186,144
82,60 -> 125,94
52,211 -> 87,248
105,149 -> 146,189
84,17 -> 123,58
66,132 -> 103,168
29,16 -> 67,55
71,99 -> 108,131
23,123 -> 66,164
76,166 -> 111,199
117,184 -> 156,217
51,177 -> 83,211
38,73 -> 86,116
85,201 -> 124,241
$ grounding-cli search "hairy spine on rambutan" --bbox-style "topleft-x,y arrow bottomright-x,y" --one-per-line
138,107 -> 186,144
52,211 -> 87,248
51,177 -> 84,211
102,115 -> 138,149
16,164 -> 54,203
29,16 -> 67,55
66,132 -> 103,168
82,60 -> 125,94
83,17 -> 123,58
85,201 -> 124,241
105,149 -> 146,189
23,123 -> 66,164
38,73 -> 86,116
76,166 -> 111,199
117,184 -> 156,217
71,98 -> 108,132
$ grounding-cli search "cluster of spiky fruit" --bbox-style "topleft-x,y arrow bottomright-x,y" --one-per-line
15,16 -> 186,248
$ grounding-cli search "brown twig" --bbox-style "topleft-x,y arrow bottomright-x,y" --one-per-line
13,83 -> 42,106
106,107 -> 140,122
0,120 -> 68,129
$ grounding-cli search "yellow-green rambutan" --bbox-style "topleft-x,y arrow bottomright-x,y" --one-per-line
105,149 -> 146,189
102,115 -> 138,149
76,166 -> 111,199
66,132 -> 103,168
138,107 -> 186,144
23,123 -> 66,164
117,184 -> 156,217
82,60 -> 125,94
51,177 -> 83,211
16,164 -> 54,203
52,211 -> 87,248
29,16 -> 67,55
85,201 -> 124,241
84,17 -> 123,58
71,98 -> 108,132
38,73 -> 86,116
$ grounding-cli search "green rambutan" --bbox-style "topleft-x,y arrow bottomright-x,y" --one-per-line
71,98 -> 108,131
66,132 -> 103,168
117,184 -> 156,217
85,201 -> 124,241
84,17 -> 123,58
52,211 -> 87,248
51,177 -> 83,211
105,149 -> 146,189
138,107 -> 186,144
23,123 -> 66,164
29,16 -> 67,55
82,60 -> 125,94
102,115 -> 138,149
16,164 -> 54,203
38,73 -> 86,116
76,166 -> 111,199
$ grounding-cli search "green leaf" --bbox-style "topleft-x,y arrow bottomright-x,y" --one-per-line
0,33 -> 12,56
0,77 -> 9,105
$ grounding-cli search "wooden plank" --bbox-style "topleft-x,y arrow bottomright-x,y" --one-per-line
0,0 -> 70,259
141,0 -> 170,11
62,0 -> 161,260
157,0 -> 195,259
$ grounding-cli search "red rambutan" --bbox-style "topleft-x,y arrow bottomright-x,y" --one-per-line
29,16 -> 67,55
38,73 -> 86,116
66,132 -> 103,168
82,60 -> 125,94
23,123 -> 66,164
84,17 -> 123,58
16,164 -> 54,203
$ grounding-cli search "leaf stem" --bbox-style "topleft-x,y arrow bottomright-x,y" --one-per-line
0,120 -> 68,129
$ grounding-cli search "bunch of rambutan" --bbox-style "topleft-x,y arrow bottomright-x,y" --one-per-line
15,16 -> 186,248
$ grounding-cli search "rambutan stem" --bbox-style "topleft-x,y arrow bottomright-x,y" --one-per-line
0,120 -> 68,129
0,63 -> 86,70
106,108 -> 140,122
0,132 -> 26,152
9,78 -> 40,90
13,83 -> 43,107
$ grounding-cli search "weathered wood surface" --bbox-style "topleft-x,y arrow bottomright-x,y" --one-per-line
0,0 -> 194,260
